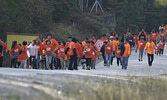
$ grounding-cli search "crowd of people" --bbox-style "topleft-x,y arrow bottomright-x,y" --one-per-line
0,24 -> 166,70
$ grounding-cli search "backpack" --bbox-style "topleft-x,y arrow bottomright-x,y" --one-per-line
0,41 -> 4,54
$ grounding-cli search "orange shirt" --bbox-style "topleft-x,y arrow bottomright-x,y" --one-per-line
100,37 -> 108,42
65,42 -> 70,60
75,42 -> 83,58
151,32 -> 158,41
0,41 -> 8,57
145,42 -> 156,54
82,41 -> 86,47
147,35 -> 151,41
105,44 -> 113,54
159,41 -> 165,49
10,45 -> 21,59
122,43 -> 131,57
89,38 -> 97,43
116,40 -> 119,48
44,45 -> 55,53
44,39 -> 59,48
84,45 -> 93,58
20,45 -> 28,60
110,40 -> 117,51
136,41 -> 146,50
57,45 -> 66,58
116,49 -> 121,58
68,42 -> 76,56
160,32 -> 165,39
92,50 -> 98,60
133,35 -> 138,43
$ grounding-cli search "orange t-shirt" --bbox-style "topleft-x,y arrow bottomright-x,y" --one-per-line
44,39 -> 59,48
145,42 -> 156,54
75,42 -> 83,58
84,45 -> 93,58
0,41 -> 8,57
136,41 -> 146,50
92,50 -> 98,60
57,45 -> 66,58
133,35 -> 138,43
20,45 -> 28,60
68,42 -> 76,56
160,32 -> 165,39
44,45 -> 55,53
151,32 -> 158,41
100,37 -> 108,42
110,40 -> 117,51
10,45 -> 21,59
122,43 -> 131,57
159,41 -> 165,49
116,49 -> 121,58
105,44 -> 113,54
89,38 -> 97,43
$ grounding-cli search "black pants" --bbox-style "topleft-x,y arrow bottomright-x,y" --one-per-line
11,58 -> 18,68
147,54 -> 154,66
69,55 -> 77,70
0,56 -> 3,67
102,54 -> 106,65
29,56 -> 37,69
160,49 -> 164,55
117,58 -> 121,66
86,58 -> 92,68
111,51 -> 115,65
56,58 -> 61,69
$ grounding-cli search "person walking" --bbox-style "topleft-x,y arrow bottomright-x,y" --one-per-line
120,38 -> 131,70
105,41 -> 113,67
0,39 -> 8,67
145,38 -> 156,67
136,37 -> 146,61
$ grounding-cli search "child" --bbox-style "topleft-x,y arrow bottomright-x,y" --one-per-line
43,40 -> 55,70
100,42 -> 107,66
81,51 -> 86,69
91,41 -> 98,69
105,41 -> 113,67
10,41 -> 21,68
20,41 -> 28,69
159,39 -> 165,56
156,42 -> 160,56
84,41 -> 93,70
56,41 -> 66,69
116,45 -> 121,66
27,40 -> 38,69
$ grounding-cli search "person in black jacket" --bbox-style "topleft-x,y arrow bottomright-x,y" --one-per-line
100,42 -> 107,66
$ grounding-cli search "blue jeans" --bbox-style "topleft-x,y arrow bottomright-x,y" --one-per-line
36,52 -> 41,69
106,54 -> 112,66
121,56 -> 128,69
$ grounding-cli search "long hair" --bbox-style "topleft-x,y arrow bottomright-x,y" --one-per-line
11,41 -> 17,49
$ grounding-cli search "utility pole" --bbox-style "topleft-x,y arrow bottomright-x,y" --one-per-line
90,0 -> 104,13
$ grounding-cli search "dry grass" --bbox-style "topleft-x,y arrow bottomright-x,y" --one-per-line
63,77 -> 167,100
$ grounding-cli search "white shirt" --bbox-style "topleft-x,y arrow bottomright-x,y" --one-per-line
27,44 -> 38,57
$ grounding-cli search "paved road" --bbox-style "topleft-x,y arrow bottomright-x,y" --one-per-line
0,48 -> 167,77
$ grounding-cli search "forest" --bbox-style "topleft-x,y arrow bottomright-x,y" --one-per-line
0,0 -> 167,41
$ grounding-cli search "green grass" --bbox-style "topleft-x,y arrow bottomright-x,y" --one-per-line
6,95 -> 21,100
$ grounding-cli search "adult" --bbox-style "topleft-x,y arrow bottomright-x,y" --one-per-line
151,29 -> 158,43
10,41 -> 21,68
145,38 -> 156,67
0,39 -> 8,67
126,32 -> 134,48
136,37 -> 146,61
66,38 -> 78,70
89,35 -> 97,43
44,34 -> 59,48
120,38 -> 131,70
100,34 -> 108,42
138,29 -> 147,41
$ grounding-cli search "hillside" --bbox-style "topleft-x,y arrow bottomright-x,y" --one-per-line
0,0 -> 167,41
